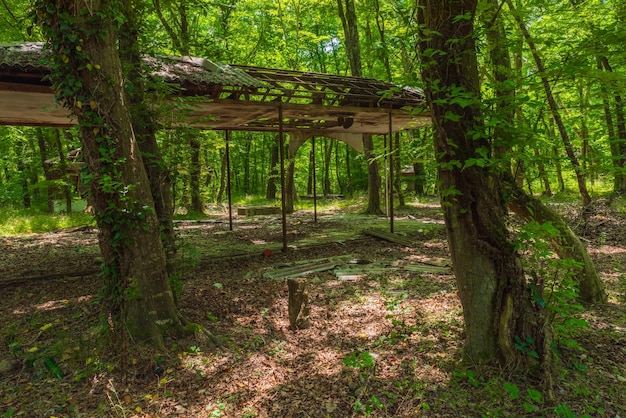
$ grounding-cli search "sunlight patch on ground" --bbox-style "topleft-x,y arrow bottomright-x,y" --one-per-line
588,245 -> 626,255
12,295 -> 94,315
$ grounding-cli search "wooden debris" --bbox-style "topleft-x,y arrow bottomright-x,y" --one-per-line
263,256 -> 351,279
0,268 -> 100,288
237,206 -> 281,216
287,278 -> 310,329
363,228 -> 414,246
403,263 -> 451,274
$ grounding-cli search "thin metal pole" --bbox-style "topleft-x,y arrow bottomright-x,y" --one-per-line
312,136 -> 317,223
389,108 -> 394,234
383,133 -> 388,217
278,104 -> 288,251
225,130 -> 233,231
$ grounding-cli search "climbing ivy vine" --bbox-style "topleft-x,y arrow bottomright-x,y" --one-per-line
29,0 -> 150,320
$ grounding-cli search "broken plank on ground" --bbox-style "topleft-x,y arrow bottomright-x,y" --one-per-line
362,228 -> 414,246
263,256 -> 349,279
403,263 -> 451,274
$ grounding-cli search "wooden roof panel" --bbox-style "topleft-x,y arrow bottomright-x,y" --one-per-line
0,43 -> 430,133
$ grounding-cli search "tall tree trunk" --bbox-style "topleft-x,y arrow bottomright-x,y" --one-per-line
35,0 -> 187,347
506,0 -> 591,206
36,128 -> 55,213
417,0 -> 548,375
482,0 -> 515,164
598,56 -> 626,194
59,131 -> 73,213
323,138 -> 332,196
284,136 -> 307,214
119,0 -> 177,269
335,141 -> 345,195
189,136 -> 203,213
217,149 -> 227,204
15,140 -> 30,209
266,137 -> 279,200
337,0 -> 382,214
363,134 -> 383,214
534,147 -> 552,196
307,145 -> 314,196
483,1 -> 602,304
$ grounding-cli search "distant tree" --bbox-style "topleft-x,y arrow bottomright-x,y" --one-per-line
337,0 -> 383,215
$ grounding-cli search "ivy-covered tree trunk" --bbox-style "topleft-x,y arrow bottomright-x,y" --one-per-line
417,0 -> 549,374
33,0 -> 187,347
119,0 -> 177,271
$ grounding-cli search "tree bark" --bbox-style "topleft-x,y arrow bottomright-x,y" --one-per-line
15,140 -> 30,209
323,138 -> 332,195
189,135 -> 204,212
35,0 -> 187,347
59,131 -> 74,213
338,0 -> 382,214
417,0 -> 547,370
36,128 -> 55,213
287,278 -> 310,329
266,137 -> 279,199
598,56 -> 626,194
119,0 -> 177,270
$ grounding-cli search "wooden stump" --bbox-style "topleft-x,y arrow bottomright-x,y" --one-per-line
287,278 -> 310,329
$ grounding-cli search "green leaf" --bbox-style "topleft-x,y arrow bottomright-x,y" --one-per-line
443,111 -> 462,122
527,388 -> 542,403
503,382 -> 520,399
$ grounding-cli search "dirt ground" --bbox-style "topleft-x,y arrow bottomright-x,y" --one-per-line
1,198 -> 625,417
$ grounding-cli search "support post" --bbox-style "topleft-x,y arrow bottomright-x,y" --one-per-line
389,108 -> 394,233
225,130 -> 233,231
312,136 -> 317,223
278,104 -> 288,251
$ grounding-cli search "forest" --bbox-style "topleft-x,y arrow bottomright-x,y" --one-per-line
0,0 -> 625,417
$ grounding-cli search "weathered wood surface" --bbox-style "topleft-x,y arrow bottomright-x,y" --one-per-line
0,268 -> 100,288
362,228 -> 414,246
287,278 -> 310,329
237,206 -> 282,216
263,256 -> 351,279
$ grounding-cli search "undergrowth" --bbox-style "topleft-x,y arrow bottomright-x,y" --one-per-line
0,207 -> 94,235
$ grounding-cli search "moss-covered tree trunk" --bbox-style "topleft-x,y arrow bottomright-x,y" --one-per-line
34,0 -> 186,347
417,0 -> 549,373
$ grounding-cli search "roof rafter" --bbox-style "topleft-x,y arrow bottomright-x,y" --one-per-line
0,43 -> 430,134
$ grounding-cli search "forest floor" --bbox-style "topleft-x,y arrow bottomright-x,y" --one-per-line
0,196 -> 625,417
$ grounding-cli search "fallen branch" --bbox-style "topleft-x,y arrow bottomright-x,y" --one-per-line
0,268 -> 101,288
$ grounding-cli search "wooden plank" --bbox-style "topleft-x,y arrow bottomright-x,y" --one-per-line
363,228 -> 414,246
237,206 -> 281,216
403,264 -> 451,274
263,260 -> 341,279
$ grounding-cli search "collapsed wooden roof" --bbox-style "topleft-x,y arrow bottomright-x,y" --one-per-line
0,43 -> 430,136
